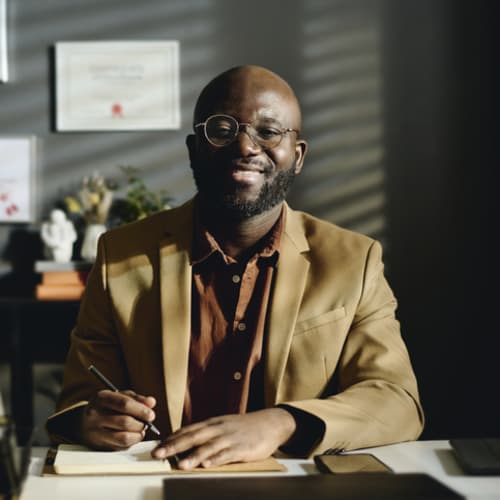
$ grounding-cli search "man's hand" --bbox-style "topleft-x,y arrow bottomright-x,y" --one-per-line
79,389 -> 157,450
152,408 -> 296,469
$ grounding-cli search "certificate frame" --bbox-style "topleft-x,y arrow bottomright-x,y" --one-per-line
0,136 -> 36,223
0,0 -> 7,82
55,41 -> 180,131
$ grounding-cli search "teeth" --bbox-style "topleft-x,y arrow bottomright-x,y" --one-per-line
234,167 -> 262,173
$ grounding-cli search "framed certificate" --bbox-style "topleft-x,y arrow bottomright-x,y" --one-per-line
0,0 -> 7,82
55,41 -> 180,131
0,136 -> 36,223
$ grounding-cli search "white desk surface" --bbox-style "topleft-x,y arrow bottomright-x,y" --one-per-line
20,440 -> 500,500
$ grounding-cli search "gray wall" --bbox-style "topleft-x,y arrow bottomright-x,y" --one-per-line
0,0 -> 384,253
1,0 -> 498,439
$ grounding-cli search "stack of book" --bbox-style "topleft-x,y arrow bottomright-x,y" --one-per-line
35,261 -> 92,301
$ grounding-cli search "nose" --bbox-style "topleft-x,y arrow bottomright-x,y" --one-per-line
234,124 -> 261,154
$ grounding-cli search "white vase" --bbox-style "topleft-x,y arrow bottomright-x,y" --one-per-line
80,223 -> 106,261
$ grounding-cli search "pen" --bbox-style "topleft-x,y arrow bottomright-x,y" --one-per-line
88,364 -> 161,436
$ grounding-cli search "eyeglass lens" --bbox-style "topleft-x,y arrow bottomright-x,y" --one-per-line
204,115 -> 285,148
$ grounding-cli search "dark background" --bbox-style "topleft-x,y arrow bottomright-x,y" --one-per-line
383,0 -> 499,438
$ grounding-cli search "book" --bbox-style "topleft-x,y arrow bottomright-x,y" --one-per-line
35,283 -> 85,301
34,260 -> 92,273
47,441 -> 286,476
41,270 -> 89,286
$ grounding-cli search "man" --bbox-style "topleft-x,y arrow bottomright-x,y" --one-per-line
47,65 -> 424,469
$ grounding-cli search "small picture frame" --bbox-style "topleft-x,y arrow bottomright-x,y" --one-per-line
55,40 -> 180,131
0,136 -> 36,223
0,0 -> 7,82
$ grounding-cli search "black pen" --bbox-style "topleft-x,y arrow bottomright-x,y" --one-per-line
88,364 -> 161,436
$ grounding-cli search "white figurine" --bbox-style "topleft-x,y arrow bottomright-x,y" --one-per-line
41,209 -> 77,262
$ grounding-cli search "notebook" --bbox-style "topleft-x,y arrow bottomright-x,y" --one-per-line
163,474 -> 464,499
45,441 -> 286,476
450,438 -> 500,475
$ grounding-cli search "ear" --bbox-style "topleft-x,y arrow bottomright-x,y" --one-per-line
293,139 -> 308,175
186,134 -> 197,167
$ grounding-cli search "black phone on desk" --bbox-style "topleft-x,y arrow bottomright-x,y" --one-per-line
450,438 -> 500,475
314,452 -> 393,474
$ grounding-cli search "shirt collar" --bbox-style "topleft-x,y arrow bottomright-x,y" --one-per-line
191,204 -> 286,267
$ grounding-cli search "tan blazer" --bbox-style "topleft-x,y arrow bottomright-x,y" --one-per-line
48,199 -> 424,454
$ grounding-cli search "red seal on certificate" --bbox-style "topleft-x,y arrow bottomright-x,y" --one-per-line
5,203 -> 18,217
111,103 -> 123,118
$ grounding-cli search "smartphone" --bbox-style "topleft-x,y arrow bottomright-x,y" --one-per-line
314,453 -> 393,474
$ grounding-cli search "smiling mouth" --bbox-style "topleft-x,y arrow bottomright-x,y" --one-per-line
232,165 -> 264,175
226,163 -> 268,187
231,159 -> 270,174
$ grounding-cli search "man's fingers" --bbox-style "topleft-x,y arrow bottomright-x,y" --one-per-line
152,410 -> 295,467
86,429 -> 145,451
122,391 -> 157,409
93,413 -> 147,433
166,420 -> 211,439
200,447 -> 235,468
153,422 -> 223,459
81,389 -> 158,450
94,390 -> 155,423
177,438 -> 233,469
164,416 -> 228,443
134,395 -> 157,408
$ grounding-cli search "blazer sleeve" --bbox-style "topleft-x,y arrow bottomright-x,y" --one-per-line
281,240 -> 424,456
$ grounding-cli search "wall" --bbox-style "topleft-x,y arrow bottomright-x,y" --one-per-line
0,0 -> 498,439
0,0 -> 385,257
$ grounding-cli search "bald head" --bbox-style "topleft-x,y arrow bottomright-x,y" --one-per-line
193,65 -> 302,132
188,65 -> 308,220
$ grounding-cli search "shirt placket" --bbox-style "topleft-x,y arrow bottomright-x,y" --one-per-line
226,256 -> 259,411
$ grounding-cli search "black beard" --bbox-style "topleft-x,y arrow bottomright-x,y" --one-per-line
191,159 -> 297,219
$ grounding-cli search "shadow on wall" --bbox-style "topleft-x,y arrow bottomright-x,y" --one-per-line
0,227 -> 43,297
289,0 -> 386,244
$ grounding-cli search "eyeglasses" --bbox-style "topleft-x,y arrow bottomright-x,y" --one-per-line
194,114 -> 298,149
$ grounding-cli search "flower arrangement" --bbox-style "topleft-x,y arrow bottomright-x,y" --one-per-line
64,172 -> 115,225
60,167 -> 171,231
108,166 -> 172,226
55,168 -> 171,261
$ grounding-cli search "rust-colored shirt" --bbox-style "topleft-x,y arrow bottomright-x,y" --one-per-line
183,210 -> 284,425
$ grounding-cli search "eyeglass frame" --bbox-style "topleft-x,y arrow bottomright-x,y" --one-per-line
194,113 -> 299,149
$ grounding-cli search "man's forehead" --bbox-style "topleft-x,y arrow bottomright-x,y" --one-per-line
194,66 -> 301,127
210,90 -> 293,121
199,91 -> 300,130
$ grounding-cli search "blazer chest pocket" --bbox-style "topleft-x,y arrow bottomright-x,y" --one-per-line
293,306 -> 346,336
279,307 -> 348,401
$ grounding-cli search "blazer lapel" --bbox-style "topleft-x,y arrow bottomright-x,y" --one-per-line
159,203 -> 193,432
265,204 -> 310,406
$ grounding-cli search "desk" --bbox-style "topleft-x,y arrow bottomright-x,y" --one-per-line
19,441 -> 500,500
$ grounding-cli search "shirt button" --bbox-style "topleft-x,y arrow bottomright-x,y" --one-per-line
233,371 -> 242,381
237,322 -> 246,332
232,275 -> 241,284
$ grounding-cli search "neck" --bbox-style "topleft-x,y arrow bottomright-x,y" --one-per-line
199,202 -> 284,260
